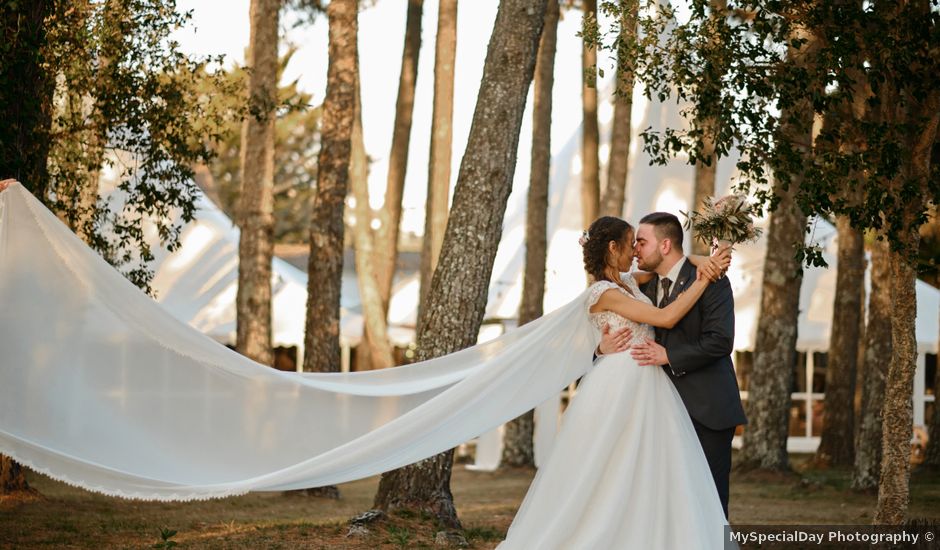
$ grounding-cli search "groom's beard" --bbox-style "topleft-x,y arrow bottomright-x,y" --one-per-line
636,252 -> 662,272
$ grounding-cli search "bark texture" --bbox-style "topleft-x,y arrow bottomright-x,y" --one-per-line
350,83 -> 394,369
814,215 -> 865,467
874,90 -> 939,525
373,0 -> 547,528
236,0 -> 279,365
375,0 -> 423,312
0,1 -> 55,199
418,0 -> 457,327
303,0 -> 357,374
502,0 -> 559,469
690,132 -> 717,256
599,1 -> 637,218
580,0 -> 600,228
737,27 -> 818,472
852,237 -> 892,490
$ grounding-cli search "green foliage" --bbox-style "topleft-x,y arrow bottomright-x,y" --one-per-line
204,48 -> 321,244
152,527 -> 178,548
385,525 -> 413,548
590,0 -> 940,265
41,0 -> 240,291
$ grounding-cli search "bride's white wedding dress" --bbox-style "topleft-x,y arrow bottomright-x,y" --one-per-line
498,277 -> 729,550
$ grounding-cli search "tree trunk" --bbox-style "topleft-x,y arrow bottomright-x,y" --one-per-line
599,1 -> 637,218
0,1 -> 55,199
502,0 -> 559,469
418,0 -> 457,327
375,0 -> 423,312
737,182 -> 806,472
580,0 -> 600,227
874,92 -> 939,525
350,79 -> 394,369
852,237 -> 892,490
737,26 -> 818,473
303,0 -> 357,375
690,131 -> 717,256
236,0 -> 279,366
373,0 -> 547,530
814,215 -> 864,467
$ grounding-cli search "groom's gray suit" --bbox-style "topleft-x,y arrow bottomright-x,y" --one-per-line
639,259 -> 746,518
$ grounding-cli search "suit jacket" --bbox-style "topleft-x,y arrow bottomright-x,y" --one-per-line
639,260 -> 747,431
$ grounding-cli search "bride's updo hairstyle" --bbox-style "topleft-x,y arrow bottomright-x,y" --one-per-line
582,216 -> 633,282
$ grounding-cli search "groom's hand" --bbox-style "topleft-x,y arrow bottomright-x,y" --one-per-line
631,340 -> 669,366
598,324 -> 633,356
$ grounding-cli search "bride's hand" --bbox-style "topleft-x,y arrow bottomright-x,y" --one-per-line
0,179 -> 18,192
703,245 -> 731,281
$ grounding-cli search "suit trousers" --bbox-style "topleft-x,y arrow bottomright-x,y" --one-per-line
691,417 -> 735,519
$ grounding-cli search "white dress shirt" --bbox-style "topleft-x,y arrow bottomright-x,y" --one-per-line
656,256 -> 687,306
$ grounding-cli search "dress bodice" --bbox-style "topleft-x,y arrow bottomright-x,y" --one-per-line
587,274 -> 655,347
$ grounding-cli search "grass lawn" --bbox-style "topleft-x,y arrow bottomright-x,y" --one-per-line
2,454 -> 939,548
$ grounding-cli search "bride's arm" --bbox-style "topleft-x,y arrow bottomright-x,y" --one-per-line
687,244 -> 733,273
594,276 -> 709,329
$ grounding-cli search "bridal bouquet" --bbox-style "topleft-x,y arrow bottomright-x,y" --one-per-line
682,193 -> 762,251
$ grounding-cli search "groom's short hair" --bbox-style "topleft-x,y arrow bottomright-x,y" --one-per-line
639,212 -> 683,249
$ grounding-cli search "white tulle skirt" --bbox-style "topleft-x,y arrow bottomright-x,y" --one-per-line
498,352 -> 729,550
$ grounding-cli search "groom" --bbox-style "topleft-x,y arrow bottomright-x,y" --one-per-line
598,211 -> 746,518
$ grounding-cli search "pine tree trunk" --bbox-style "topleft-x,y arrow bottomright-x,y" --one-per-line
350,81 -> 394,369
599,1 -> 636,219
0,455 -> 30,495
0,1 -> 55,199
373,0 -> 547,529
303,0 -> 357,374
375,0 -> 423,311
852,237 -> 892,490
418,0 -> 457,327
737,27 -> 818,473
690,132 -> 717,256
236,0 -> 279,365
502,0 -> 559,469
737,182 -> 806,472
874,92 -> 939,524
814,215 -> 864,467
580,0 -> 600,228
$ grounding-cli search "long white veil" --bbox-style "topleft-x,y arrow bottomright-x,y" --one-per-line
0,183 -> 598,501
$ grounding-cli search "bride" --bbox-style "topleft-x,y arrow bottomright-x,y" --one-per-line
498,215 -> 731,550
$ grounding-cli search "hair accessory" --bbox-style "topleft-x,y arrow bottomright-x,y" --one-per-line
578,230 -> 590,247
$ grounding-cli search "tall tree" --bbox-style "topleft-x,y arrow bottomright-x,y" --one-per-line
813,214 -> 864,467
600,0 -> 638,218
418,0 -> 458,325
373,0 -> 548,531
374,0 -> 424,313
688,0 -> 726,255
236,0 -> 280,365
875,93 -> 939,525
852,237 -> 891,490
350,78 -> 395,369
580,0 -> 600,227
502,0 -> 560,469
737,26 -> 818,472
303,0 -> 357,375
0,1 -> 55,199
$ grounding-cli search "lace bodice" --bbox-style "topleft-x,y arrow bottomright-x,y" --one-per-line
587,274 -> 655,346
